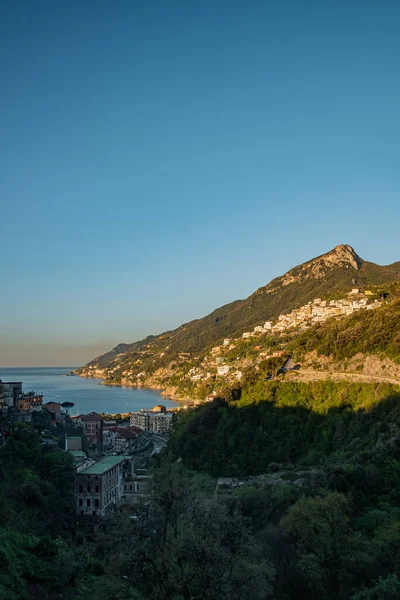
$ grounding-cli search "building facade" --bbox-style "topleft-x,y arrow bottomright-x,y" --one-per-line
130,409 -> 173,433
0,381 -> 22,408
76,455 -> 134,517
78,412 -> 103,445
17,392 -> 43,411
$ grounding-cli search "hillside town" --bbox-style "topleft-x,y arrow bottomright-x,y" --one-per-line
178,289 -> 384,394
76,287 -> 386,402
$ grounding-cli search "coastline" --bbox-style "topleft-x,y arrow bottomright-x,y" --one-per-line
75,371 -> 189,404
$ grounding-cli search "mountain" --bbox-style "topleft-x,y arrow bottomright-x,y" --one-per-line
77,245 -> 400,386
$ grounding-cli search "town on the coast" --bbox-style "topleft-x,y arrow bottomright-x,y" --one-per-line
79,286 -> 387,401
0,380 -> 176,517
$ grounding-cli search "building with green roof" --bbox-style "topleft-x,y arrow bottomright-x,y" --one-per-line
76,455 -> 133,517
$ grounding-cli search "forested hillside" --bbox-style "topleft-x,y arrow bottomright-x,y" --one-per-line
77,245 -> 400,379
167,381 -> 400,598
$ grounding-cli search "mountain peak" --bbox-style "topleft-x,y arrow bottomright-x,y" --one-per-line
264,245 -> 363,292
329,244 -> 362,270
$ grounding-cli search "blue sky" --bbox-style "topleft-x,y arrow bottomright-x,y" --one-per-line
1,0 -> 399,366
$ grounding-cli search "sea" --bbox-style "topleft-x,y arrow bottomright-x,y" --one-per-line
0,367 -> 178,415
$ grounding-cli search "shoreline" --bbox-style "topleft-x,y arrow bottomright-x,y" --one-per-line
75,371 -> 190,404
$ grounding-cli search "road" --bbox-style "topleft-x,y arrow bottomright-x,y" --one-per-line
289,368 -> 400,385
148,433 -> 168,455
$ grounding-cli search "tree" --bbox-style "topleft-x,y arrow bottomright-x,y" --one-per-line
61,402 -> 75,416
352,575 -> 400,600
281,492 -> 373,598
99,464 -> 275,599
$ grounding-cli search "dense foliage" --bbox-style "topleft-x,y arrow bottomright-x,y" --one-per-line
0,425 -> 77,599
166,381 -> 400,598
2,376 -> 400,598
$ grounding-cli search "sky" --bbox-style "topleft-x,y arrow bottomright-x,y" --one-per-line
1,0 -> 400,367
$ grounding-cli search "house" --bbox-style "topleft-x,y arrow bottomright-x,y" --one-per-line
69,450 -> 94,473
217,365 -> 230,377
43,401 -> 61,414
78,412 -> 103,446
113,428 -> 140,453
242,332 -> 252,339
0,381 -> 22,408
263,321 -> 273,330
66,436 -> 82,451
151,404 -> 166,413
122,472 -> 151,503
76,455 -> 134,517
44,402 -> 65,423
18,392 -> 43,411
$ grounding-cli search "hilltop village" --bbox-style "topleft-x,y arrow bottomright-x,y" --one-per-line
78,287 -> 386,401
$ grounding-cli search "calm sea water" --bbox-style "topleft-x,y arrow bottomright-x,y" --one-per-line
0,367 -> 177,415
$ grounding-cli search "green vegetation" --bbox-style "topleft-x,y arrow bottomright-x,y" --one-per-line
290,292 -> 400,364
169,381 -> 400,476
166,380 -> 400,598
78,246 -> 400,385
2,375 -> 400,598
0,425 -> 77,599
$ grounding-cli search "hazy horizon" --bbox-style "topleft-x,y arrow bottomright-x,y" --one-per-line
2,0 -> 400,366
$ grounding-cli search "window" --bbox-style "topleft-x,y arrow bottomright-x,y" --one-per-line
87,498 -> 91,507
95,476 -> 98,480
130,484 -> 132,491
79,485 -> 83,493
95,486 -> 99,493
79,498 -> 83,507
95,499 -> 99,508
87,485 -> 91,493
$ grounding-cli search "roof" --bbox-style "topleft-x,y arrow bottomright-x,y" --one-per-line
79,412 -> 102,421
69,450 -> 86,458
104,426 -> 142,436
78,455 -> 125,475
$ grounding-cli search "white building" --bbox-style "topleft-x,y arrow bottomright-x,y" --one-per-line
217,365 -> 230,377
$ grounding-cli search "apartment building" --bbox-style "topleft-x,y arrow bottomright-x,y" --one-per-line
76,455 -> 133,517
130,408 -> 173,433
